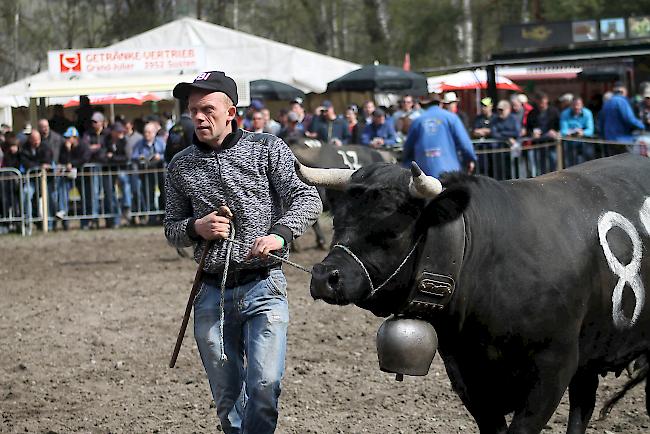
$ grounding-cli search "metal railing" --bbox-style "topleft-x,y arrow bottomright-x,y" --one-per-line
0,168 -> 26,236
471,135 -> 648,180
0,163 -> 165,236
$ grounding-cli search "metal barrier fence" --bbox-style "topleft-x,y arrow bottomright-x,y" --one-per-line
0,168 -> 25,236
472,136 -> 648,180
0,164 -> 165,236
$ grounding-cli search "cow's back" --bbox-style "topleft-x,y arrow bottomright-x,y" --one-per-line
454,154 -> 650,371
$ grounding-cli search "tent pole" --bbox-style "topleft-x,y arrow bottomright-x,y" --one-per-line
486,64 -> 497,105
109,104 -> 115,123
29,98 -> 38,129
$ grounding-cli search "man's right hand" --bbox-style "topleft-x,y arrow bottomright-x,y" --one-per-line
194,211 -> 232,240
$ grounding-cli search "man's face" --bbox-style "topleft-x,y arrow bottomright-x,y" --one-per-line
37,120 -> 50,137
290,103 -> 304,117
572,99 -> 584,115
497,104 -> 511,118
538,97 -> 549,110
188,90 -> 236,143
92,118 -> 103,132
364,102 -> 375,115
481,104 -> 492,116
29,131 -> 41,148
143,124 -> 157,142
345,109 -> 357,122
402,97 -> 414,110
252,112 -> 265,130
372,114 -> 385,126
261,109 -> 271,123
511,99 -> 522,111
112,129 -> 125,141
66,136 -> 78,147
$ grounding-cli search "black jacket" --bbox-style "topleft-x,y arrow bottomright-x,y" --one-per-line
58,142 -> 91,168
527,106 -> 560,134
165,114 -> 194,163
102,135 -> 130,167
19,144 -> 53,170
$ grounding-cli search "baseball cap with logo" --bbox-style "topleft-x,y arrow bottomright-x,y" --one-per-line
173,71 -> 238,106
63,126 -> 79,138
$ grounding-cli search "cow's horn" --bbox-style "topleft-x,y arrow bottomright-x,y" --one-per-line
294,160 -> 354,190
409,162 -> 442,198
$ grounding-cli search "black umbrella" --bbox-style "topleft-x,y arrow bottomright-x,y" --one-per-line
326,64 -> 428,96
250,79 -> 306,101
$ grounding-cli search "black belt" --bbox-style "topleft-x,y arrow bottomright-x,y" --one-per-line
202,265 -> 281,288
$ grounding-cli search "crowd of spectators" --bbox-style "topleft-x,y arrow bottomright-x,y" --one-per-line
1,81 -> 649,233
0,105 -> 174,232
470,82 -> 649,150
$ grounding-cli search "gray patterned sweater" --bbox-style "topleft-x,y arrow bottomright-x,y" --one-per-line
164,126 -> 322,272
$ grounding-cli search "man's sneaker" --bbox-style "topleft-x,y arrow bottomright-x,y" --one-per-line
55,210 -> 66,220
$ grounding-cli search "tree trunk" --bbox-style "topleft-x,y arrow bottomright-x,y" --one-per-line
362,0 -> 391,63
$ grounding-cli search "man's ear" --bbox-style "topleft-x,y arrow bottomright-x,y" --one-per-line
227,105 -> 237,122
418,185 -> 470,228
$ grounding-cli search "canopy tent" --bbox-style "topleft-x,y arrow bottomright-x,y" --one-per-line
0,17 -> 359,110
427,70 -> 522,93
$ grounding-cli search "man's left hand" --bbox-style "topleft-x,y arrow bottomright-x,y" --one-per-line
246,235 -> 284,260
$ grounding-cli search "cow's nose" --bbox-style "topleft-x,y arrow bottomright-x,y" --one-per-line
310,263 -> 340,300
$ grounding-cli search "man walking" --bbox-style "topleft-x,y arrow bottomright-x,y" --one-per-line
403,97 -> 476,178
164,71 -> 322,434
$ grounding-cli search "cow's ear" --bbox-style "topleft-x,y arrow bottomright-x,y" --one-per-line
418,185 -> 470,227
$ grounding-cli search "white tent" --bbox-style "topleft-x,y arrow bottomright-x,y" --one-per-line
0,17 -> 359,110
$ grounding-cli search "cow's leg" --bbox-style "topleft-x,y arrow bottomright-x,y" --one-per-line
442,355 -> 507,434
312,221 -> 327,250
507,350 -> 577,434
566,370 -> 598,434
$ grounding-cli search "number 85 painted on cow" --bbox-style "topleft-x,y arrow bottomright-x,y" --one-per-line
599,197 -> 650,329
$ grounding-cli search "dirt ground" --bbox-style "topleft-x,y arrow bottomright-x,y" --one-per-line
1,219 -> 649,434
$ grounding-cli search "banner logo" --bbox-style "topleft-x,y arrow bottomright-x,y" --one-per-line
60,52 -> 81,72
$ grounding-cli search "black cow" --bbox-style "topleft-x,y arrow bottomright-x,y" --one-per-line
288,139 -> 395,250
297,154 -> 650,433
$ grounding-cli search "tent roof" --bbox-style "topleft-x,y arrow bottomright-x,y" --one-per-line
0,17 -> 359,106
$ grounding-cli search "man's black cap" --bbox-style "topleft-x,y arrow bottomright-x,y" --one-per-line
173,71 -> 238,106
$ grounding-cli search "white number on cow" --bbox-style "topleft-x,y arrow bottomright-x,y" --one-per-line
598,210 -> 645,329
336,150 -> 362,170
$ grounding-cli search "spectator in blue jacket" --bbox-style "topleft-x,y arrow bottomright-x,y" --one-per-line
132,122 -> 166,223
308,100 -> 350,146
402,100 -> 476,178
598,83 -> 644,143
490,100 -> 520,144
560,97 -> 594,137
361,109 -> 397,148
560,97 -> 595,165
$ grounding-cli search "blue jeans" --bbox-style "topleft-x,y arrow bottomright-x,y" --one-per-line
193,269 -> 289,434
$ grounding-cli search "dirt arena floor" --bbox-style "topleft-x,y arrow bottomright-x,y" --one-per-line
1,219 -> 649,433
